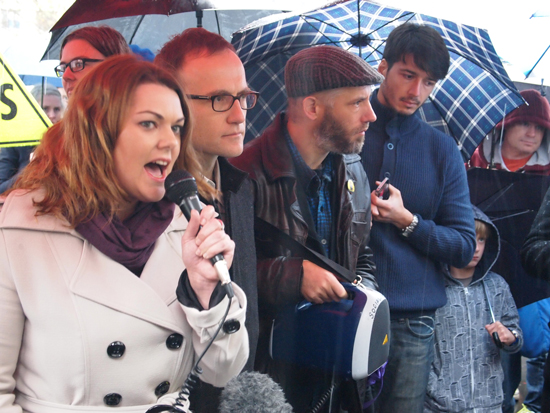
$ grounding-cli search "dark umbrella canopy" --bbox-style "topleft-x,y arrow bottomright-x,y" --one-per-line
50,0 -> 308,30
51,0 -> 215,30
232,0 -> 525,160
468,168 -> 550,308
42,0 -> 329,60
42,9 -> 285,59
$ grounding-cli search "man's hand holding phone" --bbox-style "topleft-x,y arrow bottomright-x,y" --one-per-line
371,180 -> 415,230
374,177 -> 390,200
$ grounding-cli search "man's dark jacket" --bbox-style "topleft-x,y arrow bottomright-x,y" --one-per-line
0,146 -> 34,194
190,158 -> 258,413
218,157 -> 259,368
522,185 -> 550,279
521,185 -> 550,413
230,113 -> 377,412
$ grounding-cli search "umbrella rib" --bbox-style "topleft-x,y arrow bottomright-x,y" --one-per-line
429,21 -> 517,95
357,1 -> 360,57
365,11 -> 416,36
448,51 -> 523,102
300,16 -> 346,47
478,183 -> 514,211
524,44 -> 550,79
303,10 -> 415,38
425,94 -> 457,139
490,210 -> 533,222
214,10 -> 221,35
41,27 -> 69,60
302,15 -> 351,36
297,8 -> 418,61
361,13 -> 416,62
301,11 -> 417,62
128,15 -> 146,45
428,67 -> 493,144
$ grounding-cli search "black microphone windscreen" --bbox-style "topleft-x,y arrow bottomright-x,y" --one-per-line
219,371 -> 293,413
164,170 -> 198,204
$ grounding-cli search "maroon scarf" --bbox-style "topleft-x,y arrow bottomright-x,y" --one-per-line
75,199 -> 175,276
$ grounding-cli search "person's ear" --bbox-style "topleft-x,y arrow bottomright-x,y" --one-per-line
302,96 -> 320,121
378,59 -> 388,77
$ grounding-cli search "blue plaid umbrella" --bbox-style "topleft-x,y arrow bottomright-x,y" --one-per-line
232,0 -> 525,161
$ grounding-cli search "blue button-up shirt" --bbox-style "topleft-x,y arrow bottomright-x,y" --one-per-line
283,122 -> 333,256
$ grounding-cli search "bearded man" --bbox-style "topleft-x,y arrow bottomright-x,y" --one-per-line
231,45 -> 380,413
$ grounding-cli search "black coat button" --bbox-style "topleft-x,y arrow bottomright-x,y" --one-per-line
104,393 -> 122,406
155,381 -> 171,397
223,319 -> 240,334
166,333 -> 183,349
107,341 -> 125,358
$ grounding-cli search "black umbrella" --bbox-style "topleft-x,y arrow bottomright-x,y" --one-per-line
468,167 -> 550,308
41,0 -> 331,59
42,9 -> 289,60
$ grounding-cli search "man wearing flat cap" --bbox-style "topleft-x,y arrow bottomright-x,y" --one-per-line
231,45 -> 381,412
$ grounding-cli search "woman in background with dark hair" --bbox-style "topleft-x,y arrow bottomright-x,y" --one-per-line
0,55 -> 248,413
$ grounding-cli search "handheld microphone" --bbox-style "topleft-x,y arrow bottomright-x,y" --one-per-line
165,170 -> 233,298
219,371 -> 293,413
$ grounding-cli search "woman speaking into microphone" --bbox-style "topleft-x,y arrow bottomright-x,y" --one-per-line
0,54 -> 248,412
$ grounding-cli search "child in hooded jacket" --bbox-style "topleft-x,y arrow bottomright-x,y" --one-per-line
424,205 -> 523,413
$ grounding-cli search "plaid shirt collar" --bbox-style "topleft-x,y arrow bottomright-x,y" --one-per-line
282,117 -> 333,194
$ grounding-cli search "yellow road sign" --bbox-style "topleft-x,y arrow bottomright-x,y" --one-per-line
0,52 -> 51,147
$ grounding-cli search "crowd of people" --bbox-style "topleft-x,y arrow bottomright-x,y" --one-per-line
0,20 -> 549,413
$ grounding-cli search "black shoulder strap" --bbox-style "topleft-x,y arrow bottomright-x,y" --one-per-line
254,217 -> 357,284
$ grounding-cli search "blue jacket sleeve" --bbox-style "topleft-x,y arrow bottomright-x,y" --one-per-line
405,141 -> 476,268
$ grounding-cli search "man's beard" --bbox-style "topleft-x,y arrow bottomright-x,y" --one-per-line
316,109 -> 366,155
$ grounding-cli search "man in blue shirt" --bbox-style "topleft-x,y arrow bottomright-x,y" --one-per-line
360,23 -> 476,413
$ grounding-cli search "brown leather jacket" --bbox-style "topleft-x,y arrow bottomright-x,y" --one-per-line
232,113 -> 377,314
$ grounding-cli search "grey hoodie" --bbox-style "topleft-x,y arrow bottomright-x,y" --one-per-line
424,206 -> 523,413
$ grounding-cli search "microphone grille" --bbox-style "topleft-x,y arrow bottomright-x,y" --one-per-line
219,371 -> 293,413
164,170 -> 198,204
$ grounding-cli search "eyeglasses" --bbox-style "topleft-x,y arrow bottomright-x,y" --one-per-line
186,92 -> 260,112
54,58 -> 104,77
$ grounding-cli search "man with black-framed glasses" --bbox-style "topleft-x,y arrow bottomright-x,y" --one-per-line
186,92 -> 259,113
155,28 -> 259,413
157,30 -> 259,182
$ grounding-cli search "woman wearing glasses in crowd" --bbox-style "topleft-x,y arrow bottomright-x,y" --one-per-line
56,26 -> 131,97
0,55 -> 248,412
